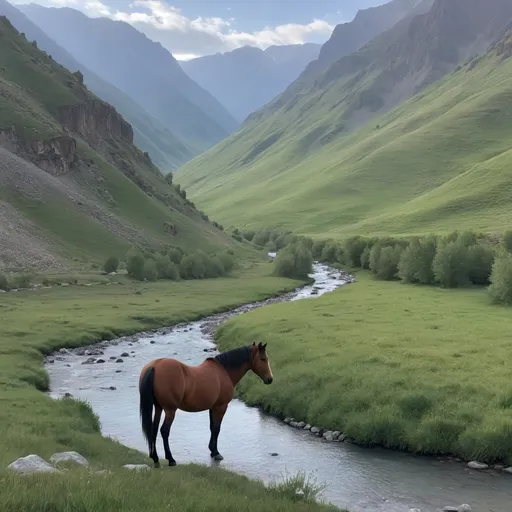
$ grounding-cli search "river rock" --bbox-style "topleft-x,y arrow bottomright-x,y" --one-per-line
8,454 -> 59,475
322,430 -> 334,439
123,464 -> 150,471
284,418 -> 293,424
150,341 -> 155,344
116,359 -> 124,363
50,451 -> 89,468
457,506 -> 471,512
96,359 -> 106,364
297,421 -> 306,428
325,433 -> 336,441
502,467 -> 512,474
332,431 -> 341,439
109,356 -> 116,360
468,461 -> 489,470
310,426 -> 320,434
409,509 -> 421,512
121,353 -> 129,357
338,434 -> 348,442
115,370 -> 122,373
304,424 -> 312,430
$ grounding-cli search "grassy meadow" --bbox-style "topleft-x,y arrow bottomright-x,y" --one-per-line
178,37 -> 512,238
0,262 -> 340,512
216,271 -> 512,464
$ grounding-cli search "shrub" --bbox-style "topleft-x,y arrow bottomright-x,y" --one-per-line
320,240 -> 339,264
242,231 -> 255,241
165,172 -> 173,185
126,248 -> 145,280
103,256 -> 119,274
489,253 -> 512,304
467,244 -> 494,285
344,236 -> 368,267
312,239 -> 327,259
218,252 -> 235,274
168,248 -> 182,265
12,274 -> 32,289
432,240 -> 470,288
232,233 -> 243,242
398,236 -> 437,285
0,273 -> 9,291
143,259 -> 158,282
252,230 -> 270,247
503,231 -> 512,253
208,256 -> 226,278
180,253 -> 206,280
458,230 -> 478,247
371,245 -> 403,281
274,242 -> 313,279
266,241 -> 277,252
156,255 -> 172,279
360,246 -> 371,269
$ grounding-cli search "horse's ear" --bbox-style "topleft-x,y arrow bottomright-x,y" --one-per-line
252,342 -> 256,346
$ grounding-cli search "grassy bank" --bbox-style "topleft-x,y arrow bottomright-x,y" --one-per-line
216,272 -> 512,464
0,262 -> 337,511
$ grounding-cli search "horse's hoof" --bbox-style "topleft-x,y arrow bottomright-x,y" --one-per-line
168,460 -> 177,467
212,453 -> 224,461
154,462 -> 161,469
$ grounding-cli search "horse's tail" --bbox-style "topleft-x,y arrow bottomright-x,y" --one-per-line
139,365 -> 156,451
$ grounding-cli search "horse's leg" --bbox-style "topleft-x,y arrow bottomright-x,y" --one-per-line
160,409 -> 177,467
150,405 -> 162,468
208,404 -> 228,461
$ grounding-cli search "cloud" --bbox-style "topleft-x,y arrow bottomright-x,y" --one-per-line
12,0 -> 334,57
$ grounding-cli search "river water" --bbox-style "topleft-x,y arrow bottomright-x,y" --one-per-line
46,263 -> 511,512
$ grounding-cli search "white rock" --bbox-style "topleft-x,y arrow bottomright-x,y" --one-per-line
332,431 -> 341,439
8,454 -> 59,475
123,464 -> 150,471
50,451 -> 89,467
310,427 -> 320,434
458,505 -> 471,512
322,430 -> 334,439
303,424 -> 312,430
409,509 -> 421,512
338,434 -> 348,442
297,421 -> 306,428
502,467 -> 512,474
467,461 -> 489,470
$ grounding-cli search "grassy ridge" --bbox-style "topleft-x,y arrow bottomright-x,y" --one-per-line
216,272 -> 512,463
0,264 -> 339,511
178,34 -> 512,238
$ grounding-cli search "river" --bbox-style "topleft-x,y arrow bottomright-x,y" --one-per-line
46,262 -> 512,512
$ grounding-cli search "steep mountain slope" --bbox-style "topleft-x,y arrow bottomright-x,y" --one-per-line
181,43 -> 321,122
0,0 -> 189,171
20,4 -> 238,156
178,1 -> 512,237
0,16 -> 233,271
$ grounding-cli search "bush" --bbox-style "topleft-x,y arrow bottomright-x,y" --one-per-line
502,231 -> 512,253
360,246 -> 371,269
218,252 -> 235,274
156,255 -> 173,279
370,245 -> 403,281
126,248 -> 145,280
467,244 -> 494,285
168,248 -> 182,265
242,231 -> 255,241
432,240 -> 470,288
0,273 -> 9,291
143,259 -> 158,282
12,274 -> 32,289
344,236 -> 368,267
274,242 -> 313,279
312,239 -> 327,259
489,253 -> 512,304
398,237 -> 437,285
252,230 -> 270,247
232,233 -> 243,242
180,253 -> 206,280
103,256 -> 119,274
320,240 -> 340,264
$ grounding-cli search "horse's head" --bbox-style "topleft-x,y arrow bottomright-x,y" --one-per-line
250,342 -> 273,385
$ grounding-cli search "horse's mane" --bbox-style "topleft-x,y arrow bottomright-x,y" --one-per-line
209,345 -> 251,370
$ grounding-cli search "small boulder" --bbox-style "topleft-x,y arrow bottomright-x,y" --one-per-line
8,454 -> 59,475
303,424 -> 312,430
96,359 -> 106,364
325,433 -> 336,441
82,357 -> 96,365
123,464 -> 150,471
50,451 -> 89,468
409,509 -> 421,512
297,421 -> 306,428
116,359 -> 123,363
115,370 -> 122,373
284,418 -> 293,424
468,461 -> 489,470
310,426 -> 320,434
457,505 -> 471,512
502,467 -> 512,474
332,431 -> 341,439
150,341 -> 155,344
121,352 -> 129,357
338,434 -> 348,442
270,453 -> 278,457
322,430 -> 334,439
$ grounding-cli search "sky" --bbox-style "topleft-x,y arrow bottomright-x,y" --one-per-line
11,0 -> 389,60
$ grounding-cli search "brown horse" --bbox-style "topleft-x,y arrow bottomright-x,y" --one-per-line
138,342 -> 273,467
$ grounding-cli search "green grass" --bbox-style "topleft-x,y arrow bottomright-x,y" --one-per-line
178,33 -> 512,238
216,272 -> 512,464
0,264 -> 339,511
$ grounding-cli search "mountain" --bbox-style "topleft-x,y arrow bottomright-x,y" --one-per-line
177,0 -> 512,237
0,15 -> 235,272
181,43 -> 321,122
19,4 -> 239,157
0,0 -> 191,171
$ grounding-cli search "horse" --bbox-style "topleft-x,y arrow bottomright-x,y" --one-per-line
138,342 -> 273,467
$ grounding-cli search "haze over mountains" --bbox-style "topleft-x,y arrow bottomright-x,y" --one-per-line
181,44 -> 321,123
178,0 -> 512,237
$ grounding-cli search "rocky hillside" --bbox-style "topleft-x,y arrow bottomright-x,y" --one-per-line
177,0 -> 512,237
0,16 -> 233,272
20,4 -> 238,159
0,0 -> 189,172
181,43 -> 321,123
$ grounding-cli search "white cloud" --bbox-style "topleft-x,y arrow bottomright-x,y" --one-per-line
11,0 -> 334,57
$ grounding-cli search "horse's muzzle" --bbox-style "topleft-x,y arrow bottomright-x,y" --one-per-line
264,376 -> 273,385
